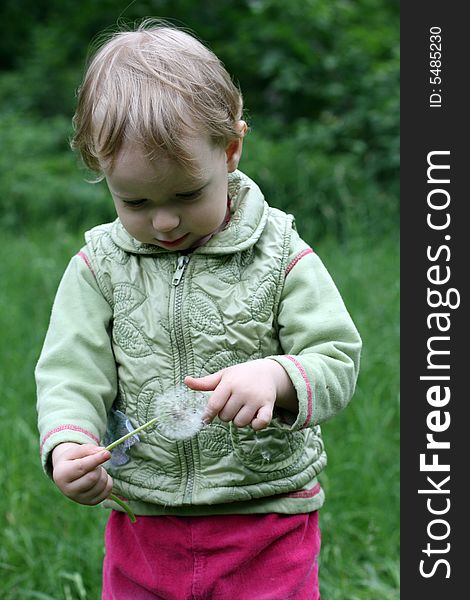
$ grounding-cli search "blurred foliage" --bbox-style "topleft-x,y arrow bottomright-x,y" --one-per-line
0,0 -> 399,240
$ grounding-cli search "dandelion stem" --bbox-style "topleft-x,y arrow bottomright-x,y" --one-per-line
104,417 -> 157,523
109,493 -> 136,523
105,417 -> 158,452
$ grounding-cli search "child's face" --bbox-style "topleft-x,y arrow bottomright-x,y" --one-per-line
103,132 -> 243,251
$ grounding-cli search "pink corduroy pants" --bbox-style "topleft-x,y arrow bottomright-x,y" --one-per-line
102,510 -> 321,600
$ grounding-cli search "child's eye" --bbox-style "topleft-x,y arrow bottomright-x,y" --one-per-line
123,198 -> 147,207
177,190 -> 203,203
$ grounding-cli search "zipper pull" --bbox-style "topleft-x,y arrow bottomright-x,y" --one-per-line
172,255 -> 190,286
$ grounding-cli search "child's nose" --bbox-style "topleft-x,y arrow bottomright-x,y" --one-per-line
152,208 -> 180,232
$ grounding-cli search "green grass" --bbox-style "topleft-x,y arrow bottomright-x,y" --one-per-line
317,234 -> 399,599
0,224 -> 399,599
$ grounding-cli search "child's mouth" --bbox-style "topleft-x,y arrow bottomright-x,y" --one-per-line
156,234 -> 189,248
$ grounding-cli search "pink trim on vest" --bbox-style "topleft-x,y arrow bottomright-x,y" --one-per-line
40,425 -> 100,455
286,248 -> 314,276
283,482 -> 322,499
77,250 -> 95,277
285,355 -> 313,427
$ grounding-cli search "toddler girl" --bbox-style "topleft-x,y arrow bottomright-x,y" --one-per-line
36,19 -> 361,599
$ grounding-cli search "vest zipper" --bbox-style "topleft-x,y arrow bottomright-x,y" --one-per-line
172,255 -> 190,376
171,254 -> 196,503
172,255 -> 190,286
183,439 -> 196,503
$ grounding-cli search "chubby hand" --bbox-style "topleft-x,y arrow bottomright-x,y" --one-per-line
52,443 -> 113,506
184,358 -> 297,431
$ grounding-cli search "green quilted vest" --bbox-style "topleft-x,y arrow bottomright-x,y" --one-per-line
84,171 -> 326,513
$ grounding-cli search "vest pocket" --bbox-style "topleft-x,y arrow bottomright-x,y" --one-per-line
230,419 -> 305,473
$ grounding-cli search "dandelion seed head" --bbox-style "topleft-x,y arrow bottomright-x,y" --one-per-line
260,449 -> 271,462
155,386 -> 208,440
253,431 -> 271,463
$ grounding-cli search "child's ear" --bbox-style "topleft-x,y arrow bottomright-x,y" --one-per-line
225,121 -> 247,173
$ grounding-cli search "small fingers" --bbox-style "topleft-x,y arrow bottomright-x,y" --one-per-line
232,405 -> 258,428
184,372 -> 222,392
84,471 -> 114,505
68,463 -> 104,491
202,384 -> 232,423
67,468 -> 114,505
250,405 -> 274,431
53,447 -> 110,482
53,446 -> 113,505
69,444 -> 108,459
68,450 -> 111,483
218,395 -> 247,424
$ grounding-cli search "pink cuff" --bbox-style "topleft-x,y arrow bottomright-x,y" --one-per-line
40,425 -> 100,455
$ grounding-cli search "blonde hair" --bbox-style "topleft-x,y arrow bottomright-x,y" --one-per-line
71,19 -> 244,177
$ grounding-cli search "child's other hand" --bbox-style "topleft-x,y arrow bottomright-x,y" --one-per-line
52,443 -> 113,506
184,359 -> 297,430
